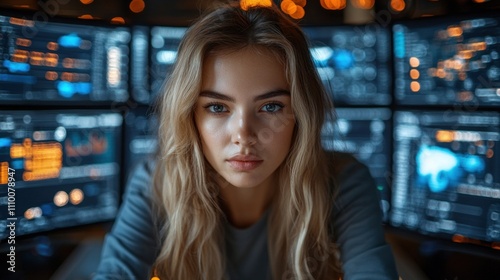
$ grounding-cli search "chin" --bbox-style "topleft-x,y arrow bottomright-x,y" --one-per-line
226,180 -> 262,189
224,175 -> 267,189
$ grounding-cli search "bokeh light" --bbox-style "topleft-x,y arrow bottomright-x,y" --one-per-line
240,0 -> 273,10
130,0 -> 145,13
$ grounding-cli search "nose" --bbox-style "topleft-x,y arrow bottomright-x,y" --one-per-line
231,109 -> 257,146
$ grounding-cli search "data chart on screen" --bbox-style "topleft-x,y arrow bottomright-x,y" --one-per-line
391,110 -> 500,244
303,25 -> 391,105
0,111 -> 122,238
131,26 -> 186,104
322,108 -> 392,220
0,15 -> 130,103
393,14 -> 500,106
124,107 -> 158,176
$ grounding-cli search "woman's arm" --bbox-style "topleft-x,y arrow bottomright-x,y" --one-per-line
330,152 -> 399,280
94,159 -> 159,279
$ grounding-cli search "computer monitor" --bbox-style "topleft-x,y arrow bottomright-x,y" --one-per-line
303,24 -> 392,105
0,110 -> 122,239
124,106 -> 158,176
322,107 -> 392,221
391,110 -> 500,246
393,13 -> 500,106
131,26 -> 187,104
0,13 -> 130,104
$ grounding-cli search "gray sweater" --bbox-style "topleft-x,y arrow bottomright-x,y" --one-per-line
94,152 -> 398,279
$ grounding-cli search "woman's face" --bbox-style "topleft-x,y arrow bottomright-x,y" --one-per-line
194,47 -> 295,189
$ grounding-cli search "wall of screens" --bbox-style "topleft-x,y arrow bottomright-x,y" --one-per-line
0,11 -> 129,239
1,8 -> 499,255
389,12 -> 500,249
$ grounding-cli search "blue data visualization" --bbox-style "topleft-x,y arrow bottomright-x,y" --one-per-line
393,14 -> 500,106
303,25 -> 391,105
0,15 -> 130,103
391,111 -> 500,242
0,111 -> 122,239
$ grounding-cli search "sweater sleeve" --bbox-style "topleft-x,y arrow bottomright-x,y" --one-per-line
331,154 -> 399,280
94,159 -> 159,280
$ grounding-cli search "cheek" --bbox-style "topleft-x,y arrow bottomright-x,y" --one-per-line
197,118 -> 227,149
269,114 -> 295,142
281,123 -> 295,147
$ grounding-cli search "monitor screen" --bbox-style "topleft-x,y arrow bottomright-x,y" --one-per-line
303,25 -> 392,105
391,110 -> 500,245
0,14 -> 130,103
322,107 -> 392,220
131,26 -> 186,104
0,110 -> 122,239
393,14 -> 500,106
124,107 -> 158,176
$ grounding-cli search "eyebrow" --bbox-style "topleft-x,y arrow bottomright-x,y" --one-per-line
199,89 -> 290,102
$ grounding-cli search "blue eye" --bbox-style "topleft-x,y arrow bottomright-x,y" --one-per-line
261,103 -> 284,113
204,103 -> 227,114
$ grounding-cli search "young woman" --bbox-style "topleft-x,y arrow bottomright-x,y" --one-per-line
95,2 -> 398,279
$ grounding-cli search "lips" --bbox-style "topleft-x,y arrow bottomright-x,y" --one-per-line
227,154 -> 263,171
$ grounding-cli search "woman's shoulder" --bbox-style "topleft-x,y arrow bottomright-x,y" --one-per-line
124,155 -> 158,195
323,150 -> 366,179
323,149 -> 377,201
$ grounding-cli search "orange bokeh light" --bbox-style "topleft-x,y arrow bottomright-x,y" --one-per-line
130,0 -> 145,13
294,0 -> 307,7
281,0 -> 297,14
390,0 -> 406,12
321,0 -> 346,10
410,81 -> 420,92
409,57 -> 420,67
78,14 -> 94,19
352,0 -> 375,9
54,191 -> 69,207
111,17 -> 126,24
290,5 -> 305,19
410,69 -> 420,79
240,0 -> 272,10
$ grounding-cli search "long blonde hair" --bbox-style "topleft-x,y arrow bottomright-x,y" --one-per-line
153,2 -> 339,279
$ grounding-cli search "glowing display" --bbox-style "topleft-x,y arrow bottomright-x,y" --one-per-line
303,25 -> 391,105
394,14 -> 500,106
131,26 -> 186,104
391,111 -> 500,243
124,107 -> 159,174
0,111 -> 122,239
322,108 -> 392,221
0,15 -> 130,103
